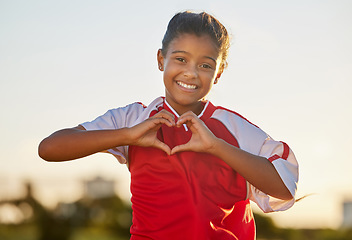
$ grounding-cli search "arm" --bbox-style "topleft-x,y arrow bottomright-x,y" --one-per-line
38,125 -> 130,161
171,111 -> 293,201
208,138 -> 292,200
39,110 -> 175,162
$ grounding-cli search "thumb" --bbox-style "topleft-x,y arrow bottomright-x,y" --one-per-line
171,143 -> 191,155
154,140 -> 171,155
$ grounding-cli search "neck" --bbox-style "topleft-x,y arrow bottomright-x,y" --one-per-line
165,99 -> 207,117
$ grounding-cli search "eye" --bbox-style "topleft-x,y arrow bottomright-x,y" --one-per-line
176,57 -> 186,63
200,63 -> 212,69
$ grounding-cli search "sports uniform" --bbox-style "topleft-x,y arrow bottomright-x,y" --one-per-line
81,97 -> 298,240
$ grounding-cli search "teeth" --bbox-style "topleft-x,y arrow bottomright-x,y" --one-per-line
177,81 -> 197,89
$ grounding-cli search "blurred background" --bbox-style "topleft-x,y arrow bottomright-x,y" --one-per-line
1,0 -> 351,239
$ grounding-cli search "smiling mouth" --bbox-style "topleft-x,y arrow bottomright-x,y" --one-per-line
177,81 -> 197,90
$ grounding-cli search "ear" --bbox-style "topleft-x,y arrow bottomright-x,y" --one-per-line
214,67 -> 224,84
157,49 -> 164,71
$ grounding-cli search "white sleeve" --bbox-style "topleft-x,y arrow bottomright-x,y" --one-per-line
248,138 -> 299,213
80,102 -> 145,164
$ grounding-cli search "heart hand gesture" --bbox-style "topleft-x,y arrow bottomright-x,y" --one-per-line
128,109 -> 175,155
171,111 -> 219,155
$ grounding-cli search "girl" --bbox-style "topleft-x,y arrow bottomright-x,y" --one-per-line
39,11 -> 298,240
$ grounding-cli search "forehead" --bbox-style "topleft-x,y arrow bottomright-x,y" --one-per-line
166,33 -> 221,60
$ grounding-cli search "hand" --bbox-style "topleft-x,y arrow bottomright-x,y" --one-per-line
171,111 -> 218,155
128,110 -> 175,155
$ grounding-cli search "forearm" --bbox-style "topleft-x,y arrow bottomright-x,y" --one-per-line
209,138 -> 293,200
38,127 -> 131,162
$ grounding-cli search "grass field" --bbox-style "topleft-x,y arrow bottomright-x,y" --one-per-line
0,224 -> 129,240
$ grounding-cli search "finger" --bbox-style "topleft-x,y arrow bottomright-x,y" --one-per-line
176,115 -> 200,128
171,143 -> 191,155
177,111 -> 196,121
151,110 -> 175,125
150,117 -> 175,128
151,117 -> 174,128
154,140 -> 171,155
176,113 -> 194,125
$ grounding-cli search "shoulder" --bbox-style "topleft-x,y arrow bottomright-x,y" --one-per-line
108,101 -> 146,117
210,105 -> 268,154
109,97 -> 164,118
210,105 -> 262,132
82,98 -> 164,130
109,97 -> 164,125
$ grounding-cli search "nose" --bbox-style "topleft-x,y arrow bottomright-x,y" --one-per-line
183,64 -> 198,79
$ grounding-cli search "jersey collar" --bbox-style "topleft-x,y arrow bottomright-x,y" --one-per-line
163,98 -> 216,130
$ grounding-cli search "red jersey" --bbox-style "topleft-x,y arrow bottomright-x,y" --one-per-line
81,97 -> 299,240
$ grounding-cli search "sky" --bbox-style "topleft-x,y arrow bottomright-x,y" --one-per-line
0,0 -> 351,229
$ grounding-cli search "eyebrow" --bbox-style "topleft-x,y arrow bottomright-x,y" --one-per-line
171,50 -> 217,64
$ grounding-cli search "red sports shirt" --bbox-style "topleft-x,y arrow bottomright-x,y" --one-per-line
81,97 -> 298,240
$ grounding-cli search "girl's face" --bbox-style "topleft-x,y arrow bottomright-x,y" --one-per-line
157,33 -> 223,116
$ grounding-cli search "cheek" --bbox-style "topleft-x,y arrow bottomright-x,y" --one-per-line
163,62 -> 180,78
163,68 -> 175,88
201,71 -> 217,83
